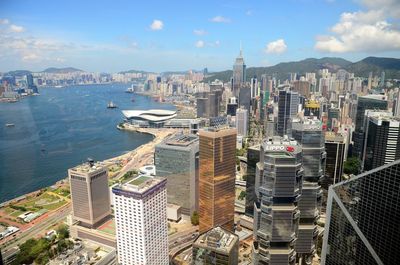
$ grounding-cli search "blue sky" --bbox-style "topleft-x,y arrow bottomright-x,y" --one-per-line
0,0 -> 399,72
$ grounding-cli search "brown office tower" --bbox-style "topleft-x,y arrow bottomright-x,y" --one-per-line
199,127 -> 236,233
68,160 -> 111,228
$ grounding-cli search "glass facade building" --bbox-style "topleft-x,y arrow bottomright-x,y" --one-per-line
199,127 -> 237,233
253,136 -> 303,265
362,116 -> 400,171
277,89 -> 299,137
321,160 -> 400,265
323,132 -> 346,188
245,145 -> 261,217
352,95 -> 387,159
292,118 -> 325,262
154,134 -> 199,215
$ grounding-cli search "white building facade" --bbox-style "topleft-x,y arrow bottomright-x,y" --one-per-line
112,176 -> 169,265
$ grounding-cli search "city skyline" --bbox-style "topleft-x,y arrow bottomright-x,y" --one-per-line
0,0 -> 399,72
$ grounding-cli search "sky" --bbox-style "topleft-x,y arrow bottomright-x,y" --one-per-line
0,0 -> 399,73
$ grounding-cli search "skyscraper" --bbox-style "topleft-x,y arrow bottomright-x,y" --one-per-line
244,145 -> 260,217
199,127 -> 236,233
253,136 -> 303,265
362,115 -> 400,171
291,118 -> 325,263
232,48 -> 246,97
192,226 -> 239,265
112,176 -> 168,265
235,107 -> 249,137
155,134 -> 199,215
352,95 -> 387,159
321,160 -> 400,265
277,89 -> 299,136
68,161 -> 111,228
323,132 -> 346,188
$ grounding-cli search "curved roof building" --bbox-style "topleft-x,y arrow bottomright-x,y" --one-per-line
122,109 -> 177,122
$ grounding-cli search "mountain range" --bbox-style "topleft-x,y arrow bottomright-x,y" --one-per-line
204,56 -> 400,82
3,57 -> 400,80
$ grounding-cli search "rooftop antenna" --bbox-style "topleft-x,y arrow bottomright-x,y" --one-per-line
239,41 -> 243,57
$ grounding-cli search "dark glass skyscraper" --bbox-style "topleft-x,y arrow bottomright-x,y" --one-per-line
277,89 -> 299,137
253,136 -> 303,265
292,118 -> 325,263
321,160 -> 400,265
323,132 -> 346,188
244,145 -> 260,217
352,95 -> 387,159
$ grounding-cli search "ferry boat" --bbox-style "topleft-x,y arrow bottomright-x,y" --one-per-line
107,101 -> 118,109
5,123 -> 15,127
125,84 -> 135,93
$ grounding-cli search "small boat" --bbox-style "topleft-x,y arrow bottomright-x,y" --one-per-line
5,123 -> 15,127
131,97 -> 135,102
107,101 -> 118,108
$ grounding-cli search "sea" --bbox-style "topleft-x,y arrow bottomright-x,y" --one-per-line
0,83 -> 175,203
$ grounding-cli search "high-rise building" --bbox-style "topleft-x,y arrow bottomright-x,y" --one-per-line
112,176 -> 168,265
239,85 -> 251,110
192,226 -> 239,265
236,107 -> 248,137
244,145 -> 261,217
199,127 -> 236,233
323,132 -> 346,188
352,95 -> 387,158
277,89 -> 299,136
251,77 -> 259,98
321,160 -> 400,265
253,136 -> 303,265
392,90 -> 400,116
232,48 -> 246,97
196,92 -> 220,119
291,118 -> 325,262
155,134 -> 199,215
362,115 -> 400,171
227,97 -> 238,116
68,161 -> 111,228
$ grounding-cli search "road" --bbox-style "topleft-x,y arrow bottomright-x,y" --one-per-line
1,205 -> 71,251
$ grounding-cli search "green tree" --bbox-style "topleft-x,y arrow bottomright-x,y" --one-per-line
191,211 -> 199,225
238,191 -> 246,200
344,157 -> 361,175
56,224 -> 69,240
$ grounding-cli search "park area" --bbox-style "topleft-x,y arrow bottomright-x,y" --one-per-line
1,190 -> 69,224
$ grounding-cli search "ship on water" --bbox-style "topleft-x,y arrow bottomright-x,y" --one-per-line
125,84 -> 135,93
107,101 -> 118,108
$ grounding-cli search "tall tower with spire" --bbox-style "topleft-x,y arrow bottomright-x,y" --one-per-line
232,44 -> 246,97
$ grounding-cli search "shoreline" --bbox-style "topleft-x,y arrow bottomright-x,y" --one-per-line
0,124 -> 177,207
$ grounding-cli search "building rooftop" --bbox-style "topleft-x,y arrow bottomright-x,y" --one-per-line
292,117 -> 322,130
69,160 -> 106,175
325,132 -> 345,143
194,227 -> 238,254
113,175 -> 165,195
164,134 -> 198,147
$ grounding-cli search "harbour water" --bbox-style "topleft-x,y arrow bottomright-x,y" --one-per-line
0,83 -> 175,203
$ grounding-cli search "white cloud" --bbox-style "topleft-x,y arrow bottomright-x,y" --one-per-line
195,40 -> 205,48
0,18 -> 9,25
359,0 -> 400,19
215,40 -> 220,46
22,53 -> 39,61
9,24 -> 25,33
245,10 -> 253,16
315,10 -> 400,53
210,16 -> 231,23
265,39 -> 287,54
193,29 -> 207,36
150,20 -> 163,31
